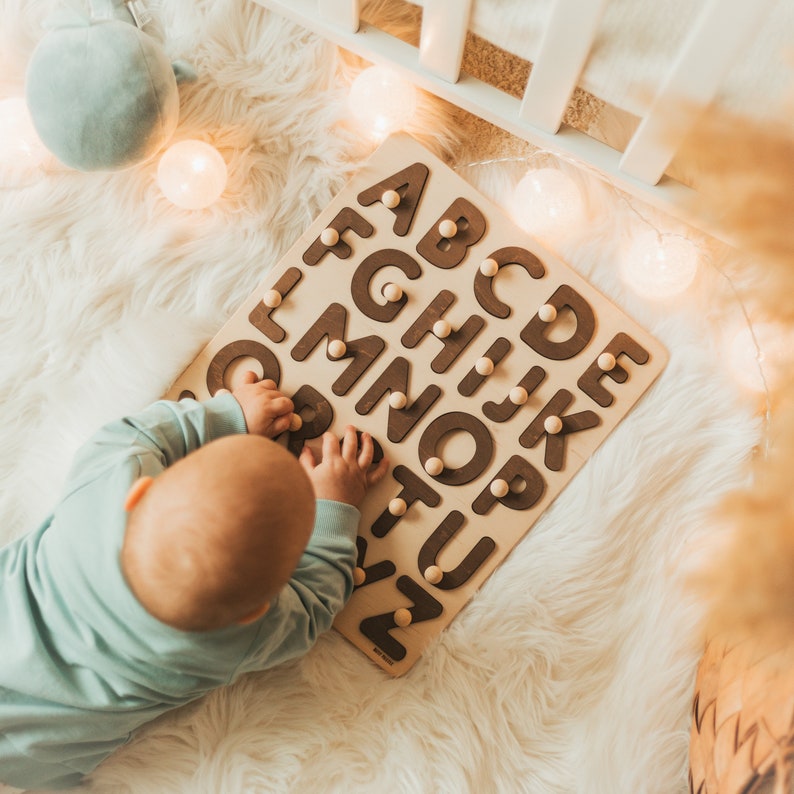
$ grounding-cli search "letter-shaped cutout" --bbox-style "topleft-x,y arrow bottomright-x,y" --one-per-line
355,356 -> 441,443
482,365 -> 546,423
474,247 -> 546,319
353,536 -> 397,588
577,332 -> 651,407
520,284 -> 596,360
371,465 -> 441,538
457,337 -> 512,397
302,207 -> 374,266
417,411 -> 494,486
206,340 -> 281,396
351,249 -> 422,323
357,162 -> 429,237
358,575 -> 444,662
519,389 -> 601,471
248,267 -> 303,344
401,290 -> 484,374
417,510 -> 496,590
472,455 -> 546,515
290,303 -> 384,396
286,385 -> 334,456
416,197 -> 486,269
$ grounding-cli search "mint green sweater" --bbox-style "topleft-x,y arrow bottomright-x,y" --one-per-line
0,395 -> 360,790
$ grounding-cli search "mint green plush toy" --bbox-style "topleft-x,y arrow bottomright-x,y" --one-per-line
25,0 -> 196,172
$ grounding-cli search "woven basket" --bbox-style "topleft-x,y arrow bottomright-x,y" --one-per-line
689,633 -> 794,794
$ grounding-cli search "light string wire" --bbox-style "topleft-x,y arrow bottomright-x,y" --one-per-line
454,150 -> 773,459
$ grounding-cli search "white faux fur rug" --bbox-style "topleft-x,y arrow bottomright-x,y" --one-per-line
0,1 -> 760,792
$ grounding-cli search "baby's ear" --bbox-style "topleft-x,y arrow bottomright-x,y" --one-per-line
124,476 -> 154,512
172,60 -> 197,85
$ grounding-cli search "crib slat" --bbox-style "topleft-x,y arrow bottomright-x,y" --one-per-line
319,0 -> 360,34
519,0 -> 608,134
419,0 -> 473,83
251,0 -> 736,247
619,0 -> 775,185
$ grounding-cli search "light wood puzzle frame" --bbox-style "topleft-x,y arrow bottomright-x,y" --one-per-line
165,134 -> 668,675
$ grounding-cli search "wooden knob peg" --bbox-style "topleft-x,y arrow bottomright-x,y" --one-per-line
263,289 -> 282,308
289,413 -> 303,432
598,352 -> 617,371
320,227 -> 339,246
394,608 -> 412,627
423,565 -> 443,585
388,497 -> 407,516
479,258 -> 499,277
538,303 -> 557,323
490,478 -> 510,498
438,219 -> 457,238
475,356 -> 494,376
352,566 -> 366,586
424,456 -> 444,476
381,189 -> 401,208
509,386 -> 528,405
433,319 -> 451,339
544,415 -> 563,435
388,391 -> 407,409
382,282 -> 403,302
328,339 -> 347,359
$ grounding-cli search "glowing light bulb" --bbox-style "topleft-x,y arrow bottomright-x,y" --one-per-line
620,229 -> 699,300
512,168 -> 585,240
0,97 -> 49,169
348,66 -> 418,140
156,140 -> 227,210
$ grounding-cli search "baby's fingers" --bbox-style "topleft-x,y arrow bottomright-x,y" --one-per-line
356,431 -> 375,470
340,425 -> 359,463
264,395 -> 294,417
366,455 -> 390,486
299,444 -> 316,473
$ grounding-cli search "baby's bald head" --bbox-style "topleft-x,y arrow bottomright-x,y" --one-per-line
121,435 -> 315,632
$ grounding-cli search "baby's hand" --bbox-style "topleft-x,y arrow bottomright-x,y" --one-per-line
231,371 -> 294,438
299,425 -> 389,507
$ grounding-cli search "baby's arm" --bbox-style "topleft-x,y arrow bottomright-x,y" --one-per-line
67,372 -> 291,485
278,427 -> 389,641
65,393 -> 247,489
236,426 -> 389,671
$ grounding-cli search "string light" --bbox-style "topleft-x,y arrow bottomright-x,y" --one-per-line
348,66 -> 418,140
511,168 -> 586,243
156,140 -> 228,210
0,97 -> 49,170
726,321 -> 791,394
619,228 -> 700,300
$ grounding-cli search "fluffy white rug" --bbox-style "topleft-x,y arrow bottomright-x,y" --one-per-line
0,1 -> 760,792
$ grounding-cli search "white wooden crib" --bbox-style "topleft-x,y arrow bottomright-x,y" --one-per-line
251,0 -> 790,238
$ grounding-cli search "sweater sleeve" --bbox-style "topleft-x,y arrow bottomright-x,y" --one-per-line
236,499 -> 360,673
62,394 -> 247,493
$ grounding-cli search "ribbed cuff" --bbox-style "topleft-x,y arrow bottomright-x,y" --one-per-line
203,393 -> 249,438
313,499 -> 361,542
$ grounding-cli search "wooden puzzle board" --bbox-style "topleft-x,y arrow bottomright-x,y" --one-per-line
165,134 -> 668,676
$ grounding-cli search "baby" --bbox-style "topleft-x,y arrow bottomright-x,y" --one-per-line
0,372 -> 388,791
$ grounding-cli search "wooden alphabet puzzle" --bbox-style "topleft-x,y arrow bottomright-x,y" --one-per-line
165,134 -> 668,676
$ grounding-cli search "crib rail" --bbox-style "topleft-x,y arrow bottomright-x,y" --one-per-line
252,0 -> 770,241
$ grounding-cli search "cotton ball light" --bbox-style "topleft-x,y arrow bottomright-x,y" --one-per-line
620,229 -> 699,300
156,139 -> 227,210
0,97 -> 49,169
348,66 -> 418,140
512,168 -> 585,240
